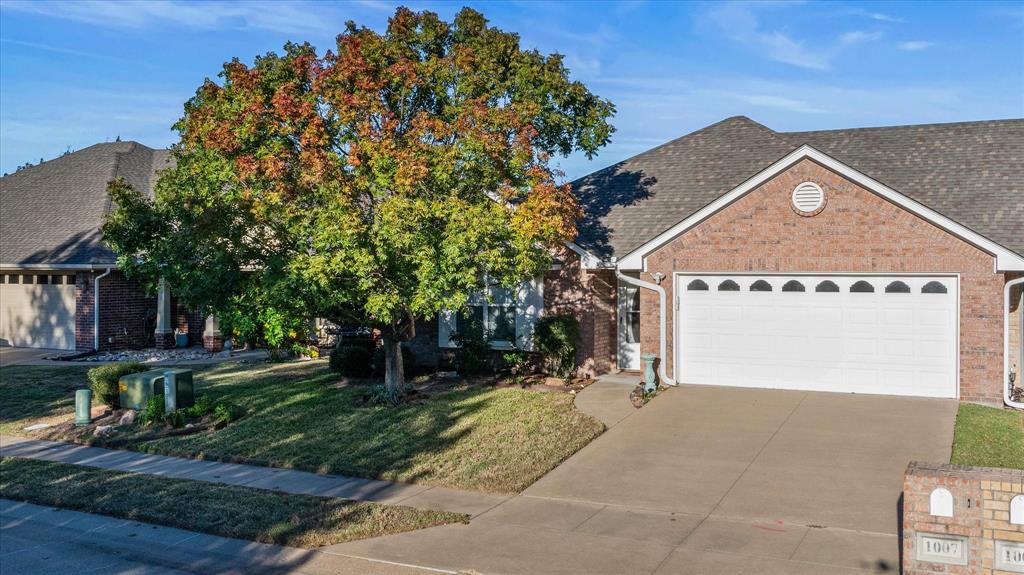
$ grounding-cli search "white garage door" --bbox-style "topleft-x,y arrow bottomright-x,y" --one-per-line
677,275 -> 958,398
0,272 -> 77,350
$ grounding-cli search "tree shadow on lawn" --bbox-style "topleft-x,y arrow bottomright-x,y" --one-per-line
130,361 -> 574,492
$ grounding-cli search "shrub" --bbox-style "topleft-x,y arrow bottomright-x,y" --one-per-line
181,394 -> 214,419
213,402 -> 244,425
449,316 -> 491,376
535,315 -> 580,379
366,384 -> 401,407
140,395 -> 165,426
291,342 -> 319,359
502,348 -> 527,385
87,361 -> 148,408
138,393 -> 241,429
372,345 -> 417,377
330,344 -> 374,377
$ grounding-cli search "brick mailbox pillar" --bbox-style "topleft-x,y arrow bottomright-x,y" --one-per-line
202,314 -> 223,352
903,461 -> 1024,574
154,278 -> 175,349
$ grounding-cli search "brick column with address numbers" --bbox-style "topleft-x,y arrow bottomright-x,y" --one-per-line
903,461 -> 1024,575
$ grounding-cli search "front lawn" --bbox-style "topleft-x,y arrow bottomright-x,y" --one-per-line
1,361 -> 604,492
0,365 -> 91,435
950,403 -> 1024,469
0,457 -> 465,547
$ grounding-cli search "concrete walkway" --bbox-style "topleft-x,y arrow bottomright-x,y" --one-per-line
0,436 -> 509,517
1,499 -> 444,574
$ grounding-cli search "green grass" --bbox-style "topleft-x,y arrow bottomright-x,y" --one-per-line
950,403 -> 1024,469
0,457 -> 464,547
1,361 -> 604,492
0,365 -> 91,435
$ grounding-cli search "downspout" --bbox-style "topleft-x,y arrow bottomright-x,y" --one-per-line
616,270 -> 676,385
1005,276 -> 1024,409
94,268 -> 112,351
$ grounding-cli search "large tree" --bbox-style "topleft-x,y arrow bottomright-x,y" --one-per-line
104,7 -> 614,397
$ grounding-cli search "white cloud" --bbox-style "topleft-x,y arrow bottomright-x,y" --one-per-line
898,40 -> 934,52
0,38 -> 111,59
704,2 -> 831,70
839,30 -> 882,46
861,11 -> 904,23
0,0 -> 345,36
730,94 -> 830,114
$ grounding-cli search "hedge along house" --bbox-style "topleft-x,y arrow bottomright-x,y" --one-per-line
482,117 -> 1022,404
0,142 -> 207,352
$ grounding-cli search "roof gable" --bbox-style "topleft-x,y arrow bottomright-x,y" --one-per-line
617,145 -> 1024,272
572,117 -> 1024,264
0,142 -> 172,266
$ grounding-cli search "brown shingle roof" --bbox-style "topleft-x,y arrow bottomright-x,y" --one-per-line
0,142 -> 172,266
573,116 -> 1024,260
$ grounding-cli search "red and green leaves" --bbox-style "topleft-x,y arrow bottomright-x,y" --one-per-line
105,6 -> 614,347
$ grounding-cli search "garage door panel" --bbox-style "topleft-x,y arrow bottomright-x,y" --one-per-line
678,274 -> 957,398
0,280 -> 76,350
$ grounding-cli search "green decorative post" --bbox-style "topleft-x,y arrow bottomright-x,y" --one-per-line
641,353 -> 658,393
75,389 -> 92,426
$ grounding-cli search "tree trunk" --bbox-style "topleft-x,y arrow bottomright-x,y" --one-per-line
382,330 -> 404,401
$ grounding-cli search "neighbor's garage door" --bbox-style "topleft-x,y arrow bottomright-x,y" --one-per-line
677,275 -> 958,398
0,272 -> 77,350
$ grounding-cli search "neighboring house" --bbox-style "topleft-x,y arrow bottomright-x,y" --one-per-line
3,118 -> 1021,406
0,142 -> 205,352
440,117 -> 1024,405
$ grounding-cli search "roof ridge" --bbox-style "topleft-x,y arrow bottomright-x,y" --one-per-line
782,117 -> 1024,136
571,116 -> 779,185
103,142 -> 136,218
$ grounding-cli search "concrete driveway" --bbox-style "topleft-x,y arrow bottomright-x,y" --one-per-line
0,346 -> 60,366
330,383 -> 958,574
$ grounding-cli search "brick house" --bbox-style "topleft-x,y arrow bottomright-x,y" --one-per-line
2,118 -> 1022,406
439,117 -> 1023,405
0,141 -> 205,353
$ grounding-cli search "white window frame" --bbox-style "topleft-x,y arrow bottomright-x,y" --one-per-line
460,276 -> 518,349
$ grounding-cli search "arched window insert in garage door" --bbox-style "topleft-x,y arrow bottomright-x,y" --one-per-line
922,281 -> 948,294
687,279 -> 709,291
782,280 -> 805,292
850,280 -> 875,293
750,280 -> 773,292
816,280 -> 840,292
885,281 -> 911,293
718,280 -> 740,291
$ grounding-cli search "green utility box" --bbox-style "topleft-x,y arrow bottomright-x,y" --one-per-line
161,368 -> 195,411
118,369 -> 195,411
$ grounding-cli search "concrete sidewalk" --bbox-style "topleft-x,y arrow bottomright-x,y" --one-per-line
0,436 -> 509,517
0,499 -> 446,574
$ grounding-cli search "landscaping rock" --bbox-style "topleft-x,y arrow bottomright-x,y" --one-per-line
119,410 -> 137,426
95,425 -> 115,437
77,347 -> 219,363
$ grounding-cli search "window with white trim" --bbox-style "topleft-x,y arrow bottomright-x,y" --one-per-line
457,280 -> 516,345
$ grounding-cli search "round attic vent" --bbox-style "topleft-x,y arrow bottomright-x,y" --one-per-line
791,182 -> 825,215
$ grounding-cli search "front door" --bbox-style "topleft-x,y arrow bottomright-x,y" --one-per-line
618,284 -> 641,370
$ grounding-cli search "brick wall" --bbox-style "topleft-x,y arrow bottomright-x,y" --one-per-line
544,248 -> 617,376
172,298 -> 204,347
903,461 -> 1024,574
75,270 -> 157,351
642,158 -> 1007,403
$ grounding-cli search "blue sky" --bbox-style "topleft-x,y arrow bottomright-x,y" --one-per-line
1,0 -> 1022,179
